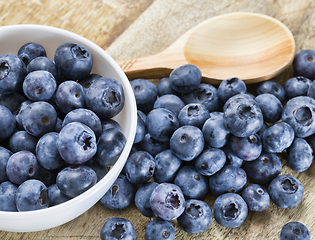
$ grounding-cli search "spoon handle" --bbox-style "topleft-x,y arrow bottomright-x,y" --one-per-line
117,49 -> 188,80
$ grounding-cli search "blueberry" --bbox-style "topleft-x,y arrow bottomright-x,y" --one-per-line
62,108 -> 103,138
256,80 -> 286,103
134,111 -> 146,144
268,174 -> 304,208
169,64 -> 202,93
229,134 -> 262,161
174,165 -> 208,199
78,73 -> 102,92
243,151 -> 282,185
134,181 -> 159,217
284,76 -> 312,99
21,101 -> 57,137
0,105 -> 16,139
241,184 -> 270,212
157,77 -> 179,96
95,127 -> 126,167
145,218 -> 175,240
262,122 -> 295,153
221,145 -> 244,168
0,92 -> 25,113
85,78 -> 125,120
213,192 -> 248,228
0,53 -> 27,94
6,150 -> 39,185
101,118 -> 123,132
47,183 -> 71,207
223,92 -> 256,112
282,96 -> 315,138
154,149 -> 181,183
124,151 -> 155,185
177,103 -> 209,129
177,199 -> 212,234
57,122 -> 97,165
293,49 -> 315,80
170,125 -> 204,161
35,166 -> 59,187
18,42 -> 47,66
23,70 -> 56,101
209,165 -> 247,196
14,100 -> 32,130
27,56 -> 58,79
56,165 -> 97,198
181,83 -> 220,112
153,94 -> 185,117
36,132 -> 64,170
54,80 -> 86,115
130,78 -> 157,112
84,158 -> 109,182
286,138 -> 313,172
0,147 -> 12,183
100,217 -> 136,240
0,181 -> 18,211
54,42 -> 93,80
195,147 -> 226,176
145,108 -> 179,142
202,111 -> 230,148
280,221 -> 310,240
150,182 -> 185,221
255,93 -> 283,123
9,130 -> 38,153
140,133 -> 169,157
15,179 -> 49,211
218,77 -> 247,103
100,174 -> 135,210
224,96 -> 263,138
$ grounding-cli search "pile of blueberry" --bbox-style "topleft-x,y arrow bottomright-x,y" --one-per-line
100,50 -> 315,239
0,42 -> 126,211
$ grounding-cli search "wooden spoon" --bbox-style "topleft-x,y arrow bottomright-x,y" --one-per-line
118,12 -> 295,85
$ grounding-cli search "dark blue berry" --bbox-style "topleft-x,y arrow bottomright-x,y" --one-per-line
134,181 -> 159,217
56,165 -> 97,198
255,93 -> 283,123
177,103 -> 209,129
18,42 -> 46,66
9,130 -> 38,153
284,76 -> 312,99
100,174 -> 135,210
213,192 -> 248,228
157,77 -> 179,96
169,64 -> 202,94
0,181 -> 18,211
280,221 -> 310,240
256,80 -> 286,103
218,77 -> 247,103
195,147 -> 226,176
268,174 -> 304,208
140,133 -> 169,157
293,49 -> 315,80
229,134 -> 262,161
177,199 -> 212,234
100,218 -> 136,240
27,56 -> 58,79
241,184 -> 270,211
153,94 -> 185,117
15,179 -> 49,211
47,183 -> 71,207
174,165 -> 208,199
145,218 -> 175,240
54,42 -> 93,80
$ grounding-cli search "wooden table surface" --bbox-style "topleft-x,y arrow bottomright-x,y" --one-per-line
1,0 -> 315,239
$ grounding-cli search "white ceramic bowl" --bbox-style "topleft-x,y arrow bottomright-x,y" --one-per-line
0,24 -> 137,232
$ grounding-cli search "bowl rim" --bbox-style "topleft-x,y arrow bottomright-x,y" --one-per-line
0,24 -> 137,231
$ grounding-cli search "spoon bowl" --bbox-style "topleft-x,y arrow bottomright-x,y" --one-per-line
118,12 -> 295,84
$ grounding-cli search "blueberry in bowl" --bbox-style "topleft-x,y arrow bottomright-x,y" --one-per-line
0,25 -> 136,232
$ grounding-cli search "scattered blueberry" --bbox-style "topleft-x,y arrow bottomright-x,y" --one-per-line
280,221 -> 310,240
134,181 -> 159,217
268,174 -> 304,208
140,133 -> 169,157
293,49 -> 315,80
177,103 -> 209,129
255,93 -> 283,123
153,94 -> 185,117
218,77 -> 247,103
229,134 -> 262,161
150,183 -> 185,221
9,130 -> 38,153
145,218 -> 175,240
100,174 -> 135,210
177,199 -> 212,234
284,76 -> 312,99
213,192 -> 248,228
169,64 -> 202,93
157,77 -> 179,96
18,42 -> 47,66
100,217 -> 136,240
241,184 -> 270,212
256,80 -> 286,103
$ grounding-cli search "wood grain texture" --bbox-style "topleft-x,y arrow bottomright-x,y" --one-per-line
1,0 -> 315,239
